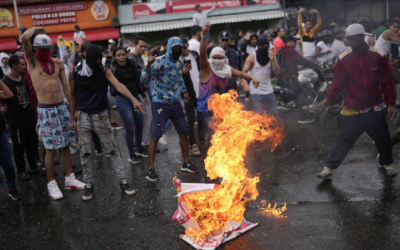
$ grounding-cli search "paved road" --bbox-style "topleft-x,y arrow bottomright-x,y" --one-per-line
1,104 -> 400,250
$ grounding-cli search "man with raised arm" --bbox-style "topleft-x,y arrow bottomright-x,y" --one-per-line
21,27 -> 85,200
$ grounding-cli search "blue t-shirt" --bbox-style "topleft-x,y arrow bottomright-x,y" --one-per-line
224,47 -> 239,91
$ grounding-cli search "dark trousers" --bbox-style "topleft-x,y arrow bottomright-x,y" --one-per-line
184,99 -> 198,146
0,131 -> 17,192
198,110 -> 214,143
326,109 -> 393,170
278,77 -> 308,120
11,127 -> 38,174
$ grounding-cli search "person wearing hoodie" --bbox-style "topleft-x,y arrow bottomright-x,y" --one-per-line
0,53 -> 11,76
141,37 -> 195,182
69,45 -> 143,201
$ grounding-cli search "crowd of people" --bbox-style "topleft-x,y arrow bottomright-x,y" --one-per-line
1,7 -> 400,213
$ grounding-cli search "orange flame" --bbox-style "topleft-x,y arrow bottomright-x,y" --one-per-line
260,200 -> 287,216
183,90 -> 285,241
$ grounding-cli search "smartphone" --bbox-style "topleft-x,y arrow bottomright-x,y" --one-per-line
184,60 -> 191,66
391,42 -> 399,59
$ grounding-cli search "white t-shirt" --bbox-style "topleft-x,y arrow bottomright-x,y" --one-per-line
331,39 -> 347,63
188,39 -> 200,55
316,41 -> 333,64
295,34 -> 302,54
184,52 -> 200,98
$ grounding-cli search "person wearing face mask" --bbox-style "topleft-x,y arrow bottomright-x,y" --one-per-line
242,37 -> 281,118
198,23 -> 260,144
113,47 -> 149,164
69,45 -> 143,201
141,37 -> 193,181
21,27 -> 85,200
0,53 -> 11,76
315,30 -> 333,64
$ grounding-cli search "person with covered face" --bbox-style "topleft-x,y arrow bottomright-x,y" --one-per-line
198,22 -> 260,143
240,32 -> 258,63
69,45 -> 143,201
318,24 -> 397,180
141,37 -> 194,181
242,37 -> 280,118
21,27 -> 85,200
0,53 -> 10,78
315,30 -> 333,64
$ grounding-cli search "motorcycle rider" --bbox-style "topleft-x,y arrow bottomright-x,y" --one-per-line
318,24 -> 397,179
315,30 -> 333,65
276,35 -> 321,124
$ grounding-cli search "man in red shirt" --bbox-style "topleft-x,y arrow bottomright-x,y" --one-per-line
318,24 -> 397,179
273,28 -> 286,54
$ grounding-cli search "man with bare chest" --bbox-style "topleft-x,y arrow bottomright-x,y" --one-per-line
21,27 -> 85,200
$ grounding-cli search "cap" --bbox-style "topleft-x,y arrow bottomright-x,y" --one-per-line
33,34 -> 54,49
321,30 -> 332,37
219,30 -> 230,40
332,27 -> 344,35
329,22 -> 338,28
286,35 -> 296,42
358,16 -> 369,24
345,24 -> 372,37
263,30 -> 273,37
179,36 -> 188,47
289,27 -> 297,32
108,39 -> 115,44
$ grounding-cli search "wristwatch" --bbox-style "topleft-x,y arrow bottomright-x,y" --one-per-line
201,33 -> 207,38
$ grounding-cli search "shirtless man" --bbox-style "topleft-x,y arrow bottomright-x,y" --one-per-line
375,18 -> 400,55
21,27 -> 85,200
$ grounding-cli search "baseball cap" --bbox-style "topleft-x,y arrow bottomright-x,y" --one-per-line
345,24 -> 372,37
358,16 -> 369,24
263,30 -> 273,37
219,30 -> 230,40
33,34 -> 54,49
332,27 -> 344,35
285,35 -> 296,42
321,30 -> 332,37
289,27 -> 297,32
179,36 -> 188,47
329,22 -> 338,28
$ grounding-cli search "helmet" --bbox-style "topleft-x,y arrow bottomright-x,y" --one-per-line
321,30 -> 332,37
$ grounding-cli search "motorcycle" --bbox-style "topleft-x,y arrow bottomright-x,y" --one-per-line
273,63 -> 345,114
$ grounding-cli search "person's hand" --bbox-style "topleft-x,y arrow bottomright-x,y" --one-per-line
144,97 -> 149,105
183,92 -> 190,103
202,22 -> 211,36
318,62 -> 324,67
146,55 -> 157,70
245,33 -> 251,40
58,36 -> 64,41
118,38 -> 121,43
310,9 -> 319,14
237,81 -> 243,91
389,52 -> 398,65
298,8 -> 306,14
34,27 -> 46,35
269,50 -> 276,63
319,98 -> 330,106
183,63 -> 192,74
252,77 -> 260,89
69,120 -> 77,130
244,83 -> 250,93
388,105 -> 397,121
1,106 -> 7,114
132,99 -> 145,113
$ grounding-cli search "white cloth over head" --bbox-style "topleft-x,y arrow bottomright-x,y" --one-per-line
208,47 -> 232,79
77,59 -> 93,77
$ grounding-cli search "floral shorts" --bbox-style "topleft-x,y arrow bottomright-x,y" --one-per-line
37,102 -> 77,149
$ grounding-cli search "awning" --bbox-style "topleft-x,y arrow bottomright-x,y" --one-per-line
0,28 -> 120,51
121,10 -> 285,34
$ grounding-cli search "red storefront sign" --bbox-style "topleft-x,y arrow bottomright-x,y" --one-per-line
132,0 -> 278,18
18,2 -> 87,16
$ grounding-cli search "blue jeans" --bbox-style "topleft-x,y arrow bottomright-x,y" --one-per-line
163,119 -> 172,135
198,110 -> 214,142
151,102 -> 189,138
251,93 -> 279,118
116,96 -> 144,155
0,131 -> 17,192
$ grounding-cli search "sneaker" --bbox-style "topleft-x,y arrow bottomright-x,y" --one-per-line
129,154 -> 141,164
181,162 -> 198,174
65,173 -> 85,190
18,171 -> 31,181
190,144 -> 201,156
120,179 -> 136,195
47,180 -> 64,200
135,148 -> 148,157
111,122 -> 123,130
82,184 -> 94,201
384,164 -> 398,176
105,152 -> 111,158
159,134 -> 167,146
298,118 -> 315,124
317,166 -> 332,180
95,147 -> 103,156
70,147 -> 77,155
8,189 -> 22,201
146,168 -> 159,181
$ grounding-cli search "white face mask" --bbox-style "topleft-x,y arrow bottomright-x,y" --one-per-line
210,59 -> 225,70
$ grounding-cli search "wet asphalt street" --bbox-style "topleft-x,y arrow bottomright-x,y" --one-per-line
1,99 -> 400,250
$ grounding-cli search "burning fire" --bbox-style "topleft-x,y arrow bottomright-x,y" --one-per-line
183,90 -> 285,241
259,200 -> 287,216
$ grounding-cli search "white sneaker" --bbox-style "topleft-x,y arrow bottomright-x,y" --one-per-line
70,147 -> 77,155
159,134 -> 167,146
316,166 -> 332,179
47,180 -> 64,200
384,164 -> 398,176
65,173 -> 85,190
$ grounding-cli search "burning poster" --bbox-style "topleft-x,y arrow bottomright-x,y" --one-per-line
172,90 -> 286,248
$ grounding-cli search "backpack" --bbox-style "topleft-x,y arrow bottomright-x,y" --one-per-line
276,47 -> 291,76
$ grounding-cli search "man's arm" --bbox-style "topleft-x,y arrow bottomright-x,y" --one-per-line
193,15 -> 198,26
199,23 -> 212,80
58,60 -> 71,105
241,54 -> 254,92
21,27 -> 46,62
205,1 -> 217,15
368,37 -> 375,47
68,68 -> 77,130
297,8 -> 305,37
81,31 -> 86,42
269,50 -> 281,76
106,69 -> 144,113
292,49 -> 318,68
386,31 -> 400,44
310,9 -> 322,34
231,67 -> 260,89
0,80 -> 14,99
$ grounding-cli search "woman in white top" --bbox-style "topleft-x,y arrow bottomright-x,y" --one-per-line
242,37 -> 281,118
315,30 -> 333,64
